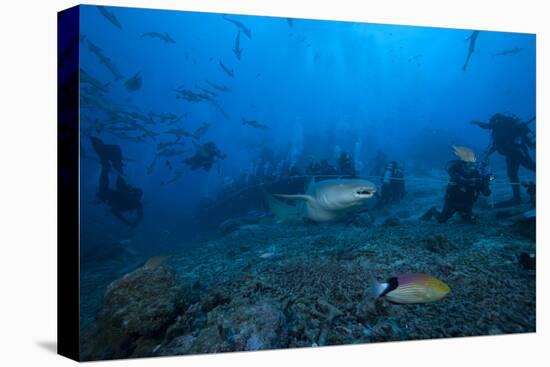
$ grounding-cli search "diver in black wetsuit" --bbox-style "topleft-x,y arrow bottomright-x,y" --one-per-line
184,141 -> 226,171
90,136 -> 124,173
421,159 -> 492,224
376,161 -> 405,208
91,137 -> 143,228
319,159 -> 337,177
471,113 -> 535,206
337,152 -> 356,177
306,158 -> 337,181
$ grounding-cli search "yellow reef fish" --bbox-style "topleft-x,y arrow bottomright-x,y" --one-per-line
372,273 -> 450,304
452,145 -> 477,163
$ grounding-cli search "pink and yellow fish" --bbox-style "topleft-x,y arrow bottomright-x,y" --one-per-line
372,273 -> 450,304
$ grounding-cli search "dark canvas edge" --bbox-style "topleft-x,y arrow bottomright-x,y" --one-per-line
57,4 -> 81,362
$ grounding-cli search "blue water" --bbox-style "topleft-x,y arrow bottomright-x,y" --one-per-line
76,5 -> 536,359
79,5 -> 534,243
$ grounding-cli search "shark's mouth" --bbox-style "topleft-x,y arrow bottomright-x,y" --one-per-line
355,187 -> 376,197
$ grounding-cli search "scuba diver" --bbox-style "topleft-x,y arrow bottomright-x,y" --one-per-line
319,159 -> 337,176
90,136 -> 124,174
421,145 -> 493,224
184,141 -> 227,171
337,151 -> 356,177
91,137 -> 143,228
471,113 -> 535,206
306,158 -> 337,180
306,157 -> 322,176
375,161 -> 405,208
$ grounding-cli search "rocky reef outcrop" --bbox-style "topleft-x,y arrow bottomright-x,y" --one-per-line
81,261 -> 193,360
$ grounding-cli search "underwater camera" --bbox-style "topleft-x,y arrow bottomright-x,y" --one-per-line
479,163 -> 495,183
481,171 -> 495,183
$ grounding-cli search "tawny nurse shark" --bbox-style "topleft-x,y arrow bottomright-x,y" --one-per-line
268,178 -> 377,222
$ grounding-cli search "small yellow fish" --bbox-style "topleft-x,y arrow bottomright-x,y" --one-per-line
452,145 -> 477,163
372,273 -> 450,304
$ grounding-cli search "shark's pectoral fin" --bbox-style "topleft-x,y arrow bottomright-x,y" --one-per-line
265,193 -> 304,221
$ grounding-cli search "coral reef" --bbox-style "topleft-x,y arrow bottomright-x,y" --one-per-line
80,177 -> 536,360
422,233 -> 457,253
383,217 -> 401,227
217,218 -> 242,236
